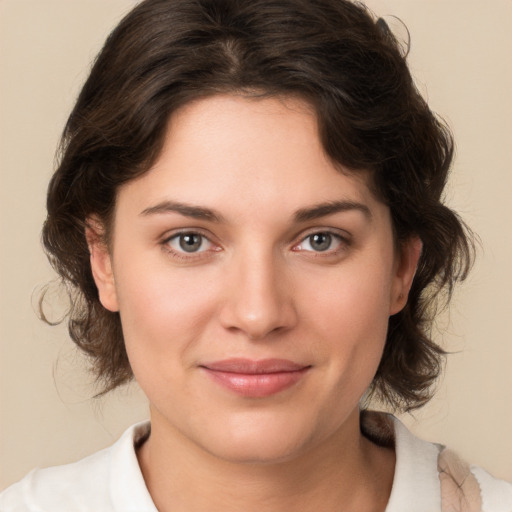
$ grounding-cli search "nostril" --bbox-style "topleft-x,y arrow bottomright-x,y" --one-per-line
218,296 -> 298,340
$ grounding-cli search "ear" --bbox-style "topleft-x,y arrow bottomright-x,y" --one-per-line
389,236 -> 422,315
85,217 -> 119,312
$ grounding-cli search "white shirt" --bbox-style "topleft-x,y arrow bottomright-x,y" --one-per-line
1,416 -> 511,511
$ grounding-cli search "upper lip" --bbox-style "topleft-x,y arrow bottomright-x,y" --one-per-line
200,358 -> 309,374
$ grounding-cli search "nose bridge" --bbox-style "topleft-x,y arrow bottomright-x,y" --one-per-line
219,242 -> 296,339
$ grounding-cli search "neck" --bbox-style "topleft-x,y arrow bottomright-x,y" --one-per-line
137,408 -> 395,512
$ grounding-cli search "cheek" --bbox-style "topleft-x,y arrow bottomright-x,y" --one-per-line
303,258 -> 393,338
113,258 -> 220,371
299,258 -> 393,385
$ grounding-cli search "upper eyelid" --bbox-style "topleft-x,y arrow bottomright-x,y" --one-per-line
162,228 -> 215,243
289,230 -> 352,256
160,227 -> 351,248
162,230 -> 219,256
294,227 -> 351,244
162,232 -> 221,261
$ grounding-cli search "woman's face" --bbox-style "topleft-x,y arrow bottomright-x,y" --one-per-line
91,95 -> 419,463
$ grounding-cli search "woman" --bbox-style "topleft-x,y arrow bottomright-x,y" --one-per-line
1,0 -> 511,510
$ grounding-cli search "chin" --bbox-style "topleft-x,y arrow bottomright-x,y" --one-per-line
208,437 -> 306,466
196,413 -> 319,465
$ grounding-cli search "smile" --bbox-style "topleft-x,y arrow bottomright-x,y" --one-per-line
200,358 -> 311,398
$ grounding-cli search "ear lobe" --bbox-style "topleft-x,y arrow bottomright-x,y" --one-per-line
389,236 -> 422,315
85,217 -> 119,312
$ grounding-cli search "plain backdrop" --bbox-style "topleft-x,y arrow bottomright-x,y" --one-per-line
1,0 -> 511,490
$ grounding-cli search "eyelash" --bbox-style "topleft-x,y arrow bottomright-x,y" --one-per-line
292,230 -> 349,256
161,229 -> 351,261
162,230 -> 219,261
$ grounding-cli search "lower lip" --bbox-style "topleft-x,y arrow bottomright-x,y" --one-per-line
202,368 -> 309,398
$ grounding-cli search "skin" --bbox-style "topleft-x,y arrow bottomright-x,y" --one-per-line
88,95 -> 421,512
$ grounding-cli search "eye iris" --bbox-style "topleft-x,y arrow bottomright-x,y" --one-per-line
179,233 -> 202,252
310,233 -> 331,251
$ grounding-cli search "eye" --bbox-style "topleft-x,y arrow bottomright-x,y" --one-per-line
295,231 -> 345,253
166,232 -> 213,253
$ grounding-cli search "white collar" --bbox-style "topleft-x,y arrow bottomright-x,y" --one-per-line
385,416 -> 442,512
111,415 -> 442,512
110,421 -> 157,512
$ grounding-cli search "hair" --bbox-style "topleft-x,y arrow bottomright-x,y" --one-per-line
41,0 -> 473,411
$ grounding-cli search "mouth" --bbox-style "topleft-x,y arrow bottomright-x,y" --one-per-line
199,358 -> 311,398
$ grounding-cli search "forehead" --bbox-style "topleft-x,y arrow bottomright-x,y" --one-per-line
116,94 -> 383,222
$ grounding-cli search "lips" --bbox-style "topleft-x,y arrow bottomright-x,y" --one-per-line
200,358 -> 310,398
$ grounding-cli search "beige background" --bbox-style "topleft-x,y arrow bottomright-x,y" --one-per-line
1,0 -> 511,490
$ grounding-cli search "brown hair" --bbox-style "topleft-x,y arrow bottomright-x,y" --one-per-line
42,0 -> 473,411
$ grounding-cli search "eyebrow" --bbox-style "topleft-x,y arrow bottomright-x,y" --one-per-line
140,200 -> 225,222
293,200 -> 372,222
140,199 -> 371,223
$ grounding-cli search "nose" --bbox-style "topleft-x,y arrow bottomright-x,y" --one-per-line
218,249 -> 298,340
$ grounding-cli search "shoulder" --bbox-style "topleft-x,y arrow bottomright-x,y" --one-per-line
437,447 -> 512,512
0,422 -> 155,512
0,446 -> 112,512
362,411 -> 512,512
470,465 -> 512,512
